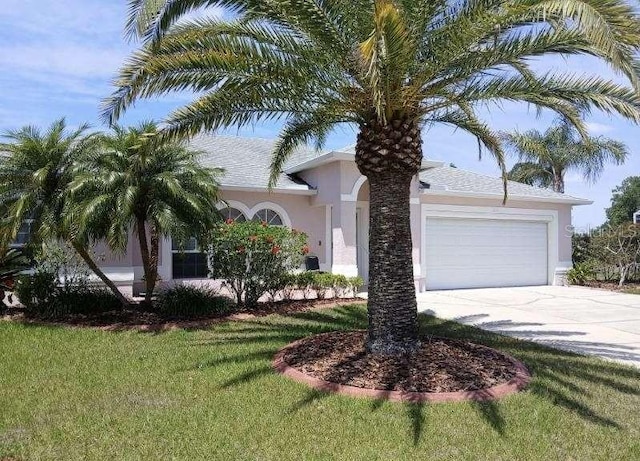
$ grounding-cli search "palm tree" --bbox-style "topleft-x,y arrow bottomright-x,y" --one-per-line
104,0 -> 640,355
0,119 -> 130,306
503,119 -> 628,193
70,122 -> 222,305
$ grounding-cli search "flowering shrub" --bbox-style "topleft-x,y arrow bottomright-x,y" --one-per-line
208,221 -> 308,307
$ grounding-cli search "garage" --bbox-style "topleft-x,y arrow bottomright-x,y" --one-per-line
424,217 -> 549,290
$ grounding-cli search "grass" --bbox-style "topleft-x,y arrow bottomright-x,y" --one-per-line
1,305 -> 639,460
623,287 -> 640,295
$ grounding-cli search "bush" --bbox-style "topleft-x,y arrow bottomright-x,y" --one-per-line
209,221 -> 308,307
567,262 -> 597,286
16,275 -> 122,318
156,284 -> 233,318
15,241 -> 123,318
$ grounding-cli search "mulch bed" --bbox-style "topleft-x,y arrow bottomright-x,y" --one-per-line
583,281 -> 640,292
278,330 -> 526,394
0,298 -> 365,332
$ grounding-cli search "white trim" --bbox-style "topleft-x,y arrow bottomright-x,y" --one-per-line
325,204 -> 332,270
216,200 -> 252,219
341,175 -> 368,202
250,201 -> 292,227
220,185 -> 316,196
285,151 -> 355,174
421,189 -> 592,206
216,200 -> 293,227
420,204 -> 559,287
410,198 -> 420,205
158,236 -> 172,281
331,264 -> 358,277
93,267 -> 135,283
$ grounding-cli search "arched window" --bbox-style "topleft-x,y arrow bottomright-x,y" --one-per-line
220,207 -> 247,222
252,209 -> 283,226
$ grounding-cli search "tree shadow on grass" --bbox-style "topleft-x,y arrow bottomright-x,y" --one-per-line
177,304 -> 639,442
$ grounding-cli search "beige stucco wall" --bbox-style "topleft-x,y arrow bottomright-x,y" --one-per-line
93,159 -> 577,293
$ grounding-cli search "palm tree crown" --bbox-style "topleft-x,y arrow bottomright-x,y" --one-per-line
105,0 -> 640,354
0,119 -> 96,248
503,119 -> 628,193
70,121 -> 222,303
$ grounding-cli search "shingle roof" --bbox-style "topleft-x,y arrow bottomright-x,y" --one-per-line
419,165 -> 588,202
189,134 -> 320,190
189,134 -> 589,203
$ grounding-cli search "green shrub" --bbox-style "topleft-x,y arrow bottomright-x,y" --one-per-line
311,272 -> 335,299
15,271 -> 57,311
348,276 -> 365,296
295,271 -> 315,299
209,221 -> 308,307
156,284 -> 233,318
567,262 -> 597,286
16,276 -> 123,318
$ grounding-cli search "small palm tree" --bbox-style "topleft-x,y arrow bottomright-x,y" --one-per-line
503,119 -> 628,193
71,122 -> 222,305
0,119 -> 130,306
105,0 -> 640,355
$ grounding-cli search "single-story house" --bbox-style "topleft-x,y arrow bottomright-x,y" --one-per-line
96,134 -> 591,295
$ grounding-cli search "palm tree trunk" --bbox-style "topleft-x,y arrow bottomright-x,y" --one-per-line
71,241 -> 130,307
146,224 -> 160,304
553,174 -> 565,193
356,117 -> 422,355
135,216 -> 154,304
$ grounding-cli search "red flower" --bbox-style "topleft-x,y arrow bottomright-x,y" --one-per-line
291,228 -> 299,235
237,245 -> 246,253
301,245 -> 310,255
271,245 -> 281,255
225,218 -> 235,225
261,221 -> 268,227
265,236 -> 274,244
4,277 -> 14,289
248,235 -> 258,242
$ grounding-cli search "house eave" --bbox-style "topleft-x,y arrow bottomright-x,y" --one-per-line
220,184 -> 317,196
284,151 -> 354,174
421,189 -> 593,205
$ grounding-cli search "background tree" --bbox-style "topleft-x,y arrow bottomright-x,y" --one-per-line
105,0 -> 640,355
0,119 -> 130,306
606,176 -> 640,226
71,122 -> 222,305
503,119 -> 628,193
591,223 -> 640,287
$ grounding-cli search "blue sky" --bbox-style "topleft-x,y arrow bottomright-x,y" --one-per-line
1,0 -> 638,230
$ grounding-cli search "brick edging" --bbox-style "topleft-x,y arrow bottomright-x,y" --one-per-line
272,332 -> 531,403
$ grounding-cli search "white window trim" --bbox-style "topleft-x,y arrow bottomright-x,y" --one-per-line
420,204 -> 559,287
215,200 -> 292,227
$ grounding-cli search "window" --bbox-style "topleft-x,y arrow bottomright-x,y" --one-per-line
171,238 -> 208,279
251,209 -> 283,226
220,207 -> 247,222
11,213 -> 36,248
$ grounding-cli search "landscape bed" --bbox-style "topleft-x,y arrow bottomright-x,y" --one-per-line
1,304 -> 639,460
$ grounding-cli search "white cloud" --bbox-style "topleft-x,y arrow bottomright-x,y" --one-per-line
585,122 -> 614,135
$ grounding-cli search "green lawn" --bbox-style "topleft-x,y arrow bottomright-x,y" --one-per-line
1,305 -> 639,460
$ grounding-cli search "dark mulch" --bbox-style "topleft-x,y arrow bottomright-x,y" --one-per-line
281,331 -> 521,393
583,281 -> 640,292
0,298 -> 365,332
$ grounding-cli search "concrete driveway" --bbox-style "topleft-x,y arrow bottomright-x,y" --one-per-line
416,286 -> 640,368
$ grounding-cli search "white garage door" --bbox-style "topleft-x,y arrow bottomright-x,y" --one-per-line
425,217 -> 548,290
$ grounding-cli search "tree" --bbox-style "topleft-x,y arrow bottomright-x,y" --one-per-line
606,176 -> 640,226
503,119 -> 628,193
591,224 -> 640,287
0,119 -> 130,306
70,122 -> 222,305
104,0 -> 640,355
